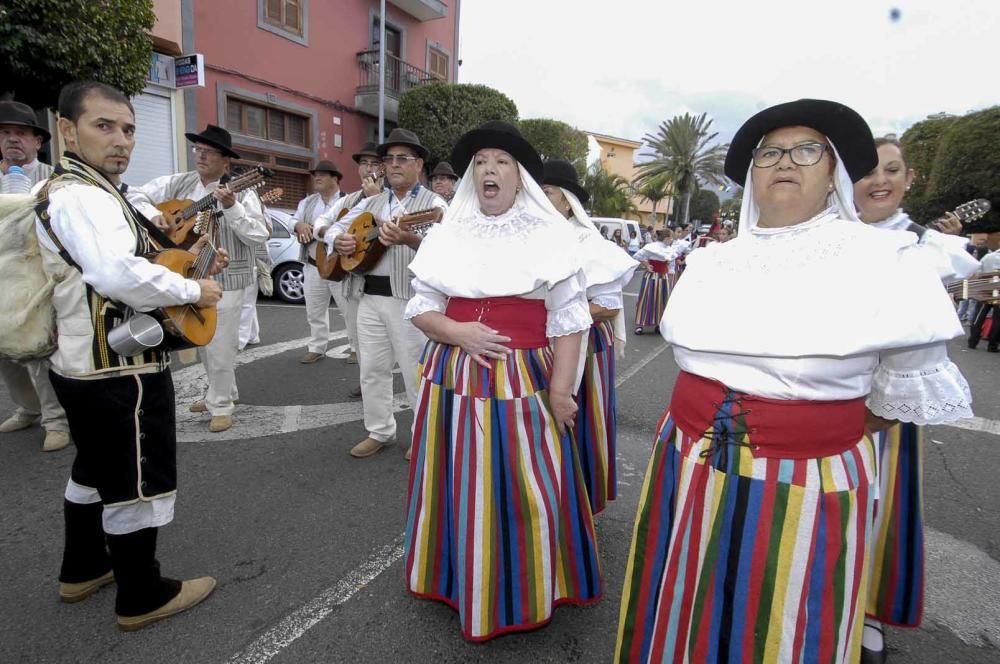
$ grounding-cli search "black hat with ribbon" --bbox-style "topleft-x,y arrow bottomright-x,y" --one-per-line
449,121 -> 543,181
429,161 -> 458,181
376,128 -> 430,161
310,159 -> 343,180
542,159 -> 589,205
184,124 -> 241,159
0,101 -> 51,142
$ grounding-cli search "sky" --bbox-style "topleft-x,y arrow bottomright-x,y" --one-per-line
456,0 -> 998,157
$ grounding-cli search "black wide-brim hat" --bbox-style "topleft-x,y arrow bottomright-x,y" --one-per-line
450,121 -> 543,182
0,101 -> 51,142
724,99 -> 877,186
429,161 -> 458,180
185,124 -> 240,159
376,128 -> 429,161
352,142 -> 379,163
542,159 -> 589,205
310,159 -> 343,180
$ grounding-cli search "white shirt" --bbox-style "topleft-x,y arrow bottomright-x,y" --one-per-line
980,249 -> 1000,273
290,191 -> 341,259
35,183 -> 200,310
871,210 -> 979,283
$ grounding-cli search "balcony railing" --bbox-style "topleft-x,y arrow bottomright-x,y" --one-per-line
356,50 -> 439,99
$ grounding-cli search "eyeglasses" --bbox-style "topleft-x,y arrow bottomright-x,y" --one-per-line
192,145 -> 222,157
358,159 -> 380,168
381,154 -> 418,165
751,142 -> 829,168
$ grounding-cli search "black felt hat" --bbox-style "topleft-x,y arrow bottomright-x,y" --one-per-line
310,159 -> 343,180
542,159 -> 589,205
450,121 -> 543,181
724,99 -> 877,186
429,161 -> 458,180
352,142 -> 379,163
0,101 -> 50,142
376,128 -> 429,161
185,124 -> 240,159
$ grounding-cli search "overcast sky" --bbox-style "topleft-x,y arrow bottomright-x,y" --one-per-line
457,0 -> 998,154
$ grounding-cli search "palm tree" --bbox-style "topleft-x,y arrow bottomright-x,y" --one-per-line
635,112 -> 728,226
583,163 -> 637,218
635,174 -> 671,228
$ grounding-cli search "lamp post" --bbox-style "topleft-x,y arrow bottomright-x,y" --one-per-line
378,0 -> 386,143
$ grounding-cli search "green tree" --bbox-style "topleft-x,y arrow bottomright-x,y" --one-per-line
922,106 -> 1000,233
899,113 -> 958,223
719,195 -> 742,222
0,0 -> 156,108
518,118 -> 589,176
688,188 -> 720,225
635,174 -> 671,227
635,112 -> 728,226
583,163 -> 637,218
398,82 -> 519,169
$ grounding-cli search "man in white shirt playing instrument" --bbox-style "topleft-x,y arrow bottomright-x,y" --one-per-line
37,80 -> 224,630
330,129 -> 447,459
128,125 -> 269,433
0,100 -> 70,452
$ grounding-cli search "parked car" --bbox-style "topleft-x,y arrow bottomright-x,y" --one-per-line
264,208 -> 305,304
592,217 -> 642,254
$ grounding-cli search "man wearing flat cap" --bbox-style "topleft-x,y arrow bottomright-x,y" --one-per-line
0,100 -> 71,453
128,125 -> 268,434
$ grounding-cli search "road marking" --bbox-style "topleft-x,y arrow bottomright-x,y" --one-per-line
623,291 -> 638,297
616,340 -> 670,388
226,534 -> 406,664
944,416 -> 1000,436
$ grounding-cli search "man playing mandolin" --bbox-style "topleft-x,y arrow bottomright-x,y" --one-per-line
35,81 -> 225,630
128,125 -> 269,434
330,128 -> 448,460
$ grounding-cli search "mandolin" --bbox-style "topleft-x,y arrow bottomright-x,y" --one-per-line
947,271 -> 1000,304
338,207 -> 442,274
315,207 -> 350,281
258,187 -> 284,206
156,165 -> 272,249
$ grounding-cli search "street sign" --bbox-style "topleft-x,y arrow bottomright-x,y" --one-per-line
174,54 -> 205,89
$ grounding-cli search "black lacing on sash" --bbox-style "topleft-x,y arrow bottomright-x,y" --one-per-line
699,390 -> 758,463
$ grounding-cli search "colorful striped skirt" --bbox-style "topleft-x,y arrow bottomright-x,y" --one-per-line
404,341 -> 602,642
616,406 -> 876,664
867,422 -> 924,626
573,318 -> 618,515
634,272 -> 669,329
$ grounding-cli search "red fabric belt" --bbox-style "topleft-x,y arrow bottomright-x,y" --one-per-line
445,297 -> 548,349
669,371 -> 866,459
647,260 -> 668,275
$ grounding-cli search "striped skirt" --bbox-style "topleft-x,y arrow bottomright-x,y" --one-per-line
634,272 -> 669,328
867,422 -> 924,626
404,341 -> 602,642
574,319 -> 618,515
616,408 -> 876,664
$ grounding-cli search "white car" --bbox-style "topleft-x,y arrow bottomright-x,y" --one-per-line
264,208 -> 305,304
592,217 -> 643,255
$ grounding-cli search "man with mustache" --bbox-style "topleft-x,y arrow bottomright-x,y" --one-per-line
0,100 -> 70,453
36,80 -> 225,630
128,125 -> 268,433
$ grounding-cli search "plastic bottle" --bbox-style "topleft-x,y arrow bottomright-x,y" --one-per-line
1,165 -> 32,194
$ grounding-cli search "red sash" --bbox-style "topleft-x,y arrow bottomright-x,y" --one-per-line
647,260 -> 668,275
445,297 -> 548,349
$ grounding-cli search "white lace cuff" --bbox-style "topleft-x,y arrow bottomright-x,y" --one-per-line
547,299 -> 593,338
866,359 -> 973,424
590,294 -> 622,311
404,292 -> 447,320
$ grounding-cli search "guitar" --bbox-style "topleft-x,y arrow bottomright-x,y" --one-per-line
148,209 -> 219,348
947,271 -> 1000,304
338,207 -> 443,274
315,207 -> 350,281
156,165 -> 272,249
903,199 -> 991,238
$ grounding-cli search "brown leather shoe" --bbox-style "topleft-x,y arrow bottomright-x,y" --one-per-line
350,437 -> 390,458
59,570 -> 114,603
42,430 -> 71,452
300,352 -> 325,364
345,351 -> 358,365
208,415 -> 232,433
117,576 -> 216,631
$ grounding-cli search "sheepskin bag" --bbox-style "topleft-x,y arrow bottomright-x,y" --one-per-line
0,193 -> 58,360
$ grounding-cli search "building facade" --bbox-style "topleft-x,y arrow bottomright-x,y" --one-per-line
587,131 -> 672,229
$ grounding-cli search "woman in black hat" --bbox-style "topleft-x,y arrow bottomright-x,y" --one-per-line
541,159 -> 638,517
615,100 -> 972,664
401,122 -> 601,641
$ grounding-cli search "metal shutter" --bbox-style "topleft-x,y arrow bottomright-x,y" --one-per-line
124,88 -> 177,188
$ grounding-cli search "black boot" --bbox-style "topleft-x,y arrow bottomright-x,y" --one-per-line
59,500 -> 112,583
106,527 -> 181,617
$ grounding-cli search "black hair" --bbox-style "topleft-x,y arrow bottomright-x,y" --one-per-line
57,81 -> 134,122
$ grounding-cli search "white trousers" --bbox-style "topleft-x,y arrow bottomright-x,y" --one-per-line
197,285 -> 250,417
238,274 -> 260,349
304,263 -> 359,353
357,294 -> 426,442
0,358 -> 68,431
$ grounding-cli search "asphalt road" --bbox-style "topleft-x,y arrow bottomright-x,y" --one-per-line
2,277 -> 999,664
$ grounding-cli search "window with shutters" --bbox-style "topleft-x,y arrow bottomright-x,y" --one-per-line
428,47 -> 449,81
225,96 -> 310,149
258,0 -> 307,45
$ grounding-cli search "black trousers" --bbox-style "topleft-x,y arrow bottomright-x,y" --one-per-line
969,303 -> 999,348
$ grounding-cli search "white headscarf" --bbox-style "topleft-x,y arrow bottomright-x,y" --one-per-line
560,188 -> 598,233
737,140 -> 859,235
